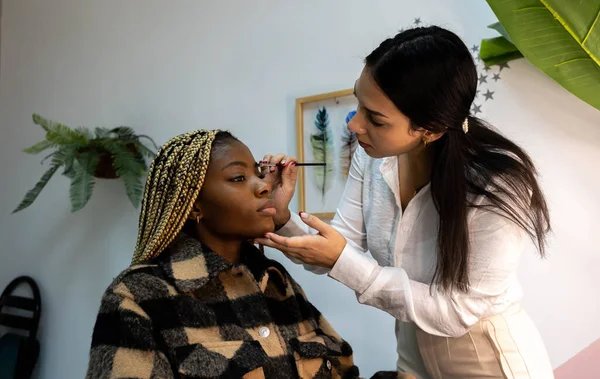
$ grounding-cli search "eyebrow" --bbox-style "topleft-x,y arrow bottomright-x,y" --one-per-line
222,161 -> 248,170
353,81 -> 388,119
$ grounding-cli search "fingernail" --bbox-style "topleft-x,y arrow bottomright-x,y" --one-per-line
264,234 -> 271,239
281,160 -> 287,166
299,212 -> 308,219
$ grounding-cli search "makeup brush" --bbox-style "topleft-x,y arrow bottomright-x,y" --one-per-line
259,162 -> 326,167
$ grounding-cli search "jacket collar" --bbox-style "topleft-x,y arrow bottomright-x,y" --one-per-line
157,233 -> 275,293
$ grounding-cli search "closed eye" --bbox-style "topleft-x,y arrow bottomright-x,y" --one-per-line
368,113 -> 384,127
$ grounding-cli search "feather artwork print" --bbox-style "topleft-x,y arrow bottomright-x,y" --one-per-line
310,107 -> 334,198
339,110 -> 358,179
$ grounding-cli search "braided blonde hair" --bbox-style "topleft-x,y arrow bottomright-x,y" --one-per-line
131,129 -> 226,264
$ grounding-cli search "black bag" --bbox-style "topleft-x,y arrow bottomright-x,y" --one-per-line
0,276 -> 42,379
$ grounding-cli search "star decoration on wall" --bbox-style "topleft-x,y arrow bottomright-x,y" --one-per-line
470,36 -> 510,116
483,89 -> 495,101
498,62 -> 510,71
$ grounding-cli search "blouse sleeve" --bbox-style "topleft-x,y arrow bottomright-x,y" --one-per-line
328,205 -> 526,337
275,148 -> 369,274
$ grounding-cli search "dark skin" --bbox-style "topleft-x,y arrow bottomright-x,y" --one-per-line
187,140 -> 276,264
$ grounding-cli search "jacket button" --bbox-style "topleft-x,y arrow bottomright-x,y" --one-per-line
259,327 -> 270,338
326,359 -> 332,370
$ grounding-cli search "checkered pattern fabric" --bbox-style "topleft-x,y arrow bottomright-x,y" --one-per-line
85,234 -> 361,379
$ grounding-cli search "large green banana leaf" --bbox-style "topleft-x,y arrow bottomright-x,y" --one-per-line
480,0 -> 600,111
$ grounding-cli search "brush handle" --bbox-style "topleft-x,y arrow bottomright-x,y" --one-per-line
294,163 -> 326,166
260,162 -> 326,167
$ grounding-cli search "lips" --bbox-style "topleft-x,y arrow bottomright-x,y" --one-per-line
257,200 -> 277,216
358,140 -> 371,148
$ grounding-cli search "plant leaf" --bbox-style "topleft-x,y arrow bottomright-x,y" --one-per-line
53,145 -> 78,178
484,0 -> 600,110
310,107 -> 334,198
32,114 -> 56,132
23,139 -> 56,155
46,123 -> 88,146
12,164 -> 60,213
109,146 -> 146,207
94,127 -> 112,139
135,142 -> 156,158
110,126 -> 136,139
69,151 -> 98,212
480,36 -> 524,66
488,21 -> 514,44
76,127 -> 94,140
119,171 -> 144,207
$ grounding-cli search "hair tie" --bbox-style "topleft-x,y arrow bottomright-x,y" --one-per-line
462,117 -> 469,134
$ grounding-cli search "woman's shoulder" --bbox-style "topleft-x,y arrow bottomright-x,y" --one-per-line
466,186 -> 529,237
101,261 -> 171,301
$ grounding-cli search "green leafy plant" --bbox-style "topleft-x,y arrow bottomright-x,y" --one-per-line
480,0 -> 600,111
13,114 -> 158,213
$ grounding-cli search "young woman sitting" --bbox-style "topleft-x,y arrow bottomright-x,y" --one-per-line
84,130 -> 364,379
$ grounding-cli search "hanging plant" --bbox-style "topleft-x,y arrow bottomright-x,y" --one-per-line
13,114 -> 158,213
480,0 -> 600,111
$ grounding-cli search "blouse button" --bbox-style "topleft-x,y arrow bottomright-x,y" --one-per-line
259,327 -> 270,338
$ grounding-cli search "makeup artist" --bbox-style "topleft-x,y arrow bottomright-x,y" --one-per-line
256,26 -> 555,379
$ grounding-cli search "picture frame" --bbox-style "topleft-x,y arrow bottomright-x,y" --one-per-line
295,88 -> 358,220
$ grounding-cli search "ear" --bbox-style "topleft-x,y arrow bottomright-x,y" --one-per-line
187,202 -> 203,223
422,129 -> 445,144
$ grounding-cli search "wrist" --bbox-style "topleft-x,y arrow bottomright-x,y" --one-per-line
274,209 -> 291,231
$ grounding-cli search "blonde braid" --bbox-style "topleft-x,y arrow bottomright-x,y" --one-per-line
136,141 -> 180,250
131,129 -> 221,264
158,140 -> 211,246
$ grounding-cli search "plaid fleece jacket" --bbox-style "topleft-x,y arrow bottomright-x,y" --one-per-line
85,234 -> 361,379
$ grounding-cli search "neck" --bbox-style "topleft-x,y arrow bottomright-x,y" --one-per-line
194,226 -> 242,264
398,144 -> 434,191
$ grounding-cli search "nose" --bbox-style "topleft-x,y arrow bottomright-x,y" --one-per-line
347,109 -> 366,135
255,177 -> 271,198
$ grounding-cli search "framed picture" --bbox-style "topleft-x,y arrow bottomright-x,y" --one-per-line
295,88 -> 358,220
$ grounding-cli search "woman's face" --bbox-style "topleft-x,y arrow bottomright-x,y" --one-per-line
348,67 -> 424,158
194,140 -> 276,239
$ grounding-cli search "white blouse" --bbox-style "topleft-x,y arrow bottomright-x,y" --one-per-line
278,146 -> 527,375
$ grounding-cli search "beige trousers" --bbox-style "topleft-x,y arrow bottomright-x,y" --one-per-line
415,306 -> 554,379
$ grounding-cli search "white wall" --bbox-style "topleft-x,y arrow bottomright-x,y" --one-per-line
0,1 -> 598,378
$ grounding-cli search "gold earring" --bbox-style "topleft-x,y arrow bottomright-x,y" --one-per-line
423,139 -> 429,147
195,215 -> 200,223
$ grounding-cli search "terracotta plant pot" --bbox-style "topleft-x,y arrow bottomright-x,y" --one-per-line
78,143 -> 140,179
94,151 -> 119,179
